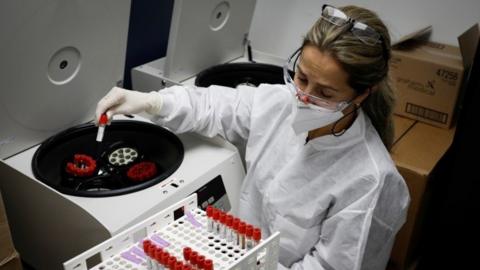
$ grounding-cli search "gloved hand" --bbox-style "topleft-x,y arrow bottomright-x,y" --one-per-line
95,87 -> 163,124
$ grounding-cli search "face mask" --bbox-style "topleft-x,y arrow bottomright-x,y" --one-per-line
291,99 -> 346,135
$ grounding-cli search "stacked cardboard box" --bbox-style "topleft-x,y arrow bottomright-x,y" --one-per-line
387,25 -> 480,269
388,116 -> 455,270
0,194 -> 20,270
390,40 -> 464,129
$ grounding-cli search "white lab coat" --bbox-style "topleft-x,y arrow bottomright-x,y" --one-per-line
150,83 -> 410,270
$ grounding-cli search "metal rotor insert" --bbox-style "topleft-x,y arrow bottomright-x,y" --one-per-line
108,147 -> 138,166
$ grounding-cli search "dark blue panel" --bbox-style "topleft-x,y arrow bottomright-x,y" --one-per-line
123,0 -> 174,89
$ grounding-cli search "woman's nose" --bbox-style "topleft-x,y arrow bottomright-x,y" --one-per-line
303,85 -> 316,96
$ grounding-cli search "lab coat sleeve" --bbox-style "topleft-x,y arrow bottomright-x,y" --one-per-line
290,209 -> 371,270
149,84 -> 254,146
280,191 -> 384,270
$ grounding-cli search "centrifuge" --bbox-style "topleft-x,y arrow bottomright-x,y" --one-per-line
0,1 -> 245,269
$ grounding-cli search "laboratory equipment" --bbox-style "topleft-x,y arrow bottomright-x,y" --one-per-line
64,194 -> 280,270
131,0 -> 287,100
0,1 -> 245,269
131,0 -> 258,91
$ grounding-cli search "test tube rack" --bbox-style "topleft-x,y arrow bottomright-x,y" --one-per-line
64,194 -> 280,270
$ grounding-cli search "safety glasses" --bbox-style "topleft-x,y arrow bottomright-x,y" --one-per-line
282,5 -> 383,111
321,4 -> 382,46
283,49 -> 349,112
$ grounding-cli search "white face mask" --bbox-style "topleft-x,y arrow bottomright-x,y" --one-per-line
291,99 -> 346,135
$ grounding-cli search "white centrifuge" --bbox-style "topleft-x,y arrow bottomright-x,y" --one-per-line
0,1 -> 251,269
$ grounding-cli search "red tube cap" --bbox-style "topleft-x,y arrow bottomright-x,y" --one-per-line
246,225 -> 253,237
238,222 -> 246,234
183,246 -> 192,261
99,113 -> 108,125
206,205 -> 213,217
197,255 -> 205,268
253,228 -> 262,241
204,259 -> 213,270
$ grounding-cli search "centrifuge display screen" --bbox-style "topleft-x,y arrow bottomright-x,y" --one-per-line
32,120 -> 184,197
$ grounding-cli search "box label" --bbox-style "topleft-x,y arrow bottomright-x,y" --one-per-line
405,103 -> 448,124
396,77 -> 435,95
436,68 -> 460,86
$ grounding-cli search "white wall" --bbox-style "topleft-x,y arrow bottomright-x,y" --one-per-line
249,0 -> 480,60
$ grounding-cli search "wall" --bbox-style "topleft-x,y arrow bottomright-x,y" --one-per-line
249,0 -> 480,60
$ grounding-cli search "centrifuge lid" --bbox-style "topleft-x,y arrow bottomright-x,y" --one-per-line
0,0 -> 130,159
163,0 -> 257,82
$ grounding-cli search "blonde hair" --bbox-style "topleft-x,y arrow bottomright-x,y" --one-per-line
303,5 -> 395,150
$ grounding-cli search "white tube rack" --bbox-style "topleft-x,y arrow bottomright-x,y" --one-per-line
64,194 -> 280,270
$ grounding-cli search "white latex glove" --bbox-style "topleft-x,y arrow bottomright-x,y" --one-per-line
95,86 -> 163,124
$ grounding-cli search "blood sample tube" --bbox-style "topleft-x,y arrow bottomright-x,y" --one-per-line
96,113 -> 108,142
169,256 -> 178,270
161,252 -> 170,269
190,251 -> 198,270
219,211 -> 226,239
232,218 -> 240,245
253,227 -> 262,247
174,261 -> 183,270
196,255 -> 205,270
206,206 -> 214,233
184,248 -> 194,269
143,240 -> 153,270
149,245 -> 158,270
204,259 -> 213,270
238,222 -> 246,249
212,209 -> 220,235
155,248 -> 164,270
183,247 -> 192,261
245,225 -> 254,250
225,215 -> 233,242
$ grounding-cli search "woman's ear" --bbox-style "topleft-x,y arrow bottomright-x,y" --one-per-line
353,87 -> 373,106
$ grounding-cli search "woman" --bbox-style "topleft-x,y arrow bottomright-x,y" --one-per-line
96,5 -> 409,270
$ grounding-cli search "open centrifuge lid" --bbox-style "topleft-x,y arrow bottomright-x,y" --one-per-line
163,0 -> 257,82
0,0 -> 130,159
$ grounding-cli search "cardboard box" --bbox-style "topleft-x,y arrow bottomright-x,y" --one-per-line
390,40 -> 464,129
388,116 -> 455,270
0,256 -> 22,270
1,194 -> 17,269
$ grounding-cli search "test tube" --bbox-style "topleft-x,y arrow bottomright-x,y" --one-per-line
149,245 -> 158,270
143,240 -> 153,270
245,225 -> 254,250
175,261 -> 184,270
206,206 -> 214,233
253,227 -> 262,247
225,215 -> 233,242
204,259 -> 213,270
212,209 -> 220,235
196,255 -> 205,270
183,247 -> 192,264
219,211 -> 226,239
96,113 -> 108,142
238,222 -> 246,249
161,252 -> 170,269
232,218 -> 240,245
183,247 -> 192,262
168,256 -> 177,270
190,251 -> 198,270
154,247 -> 164,270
